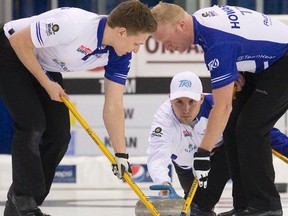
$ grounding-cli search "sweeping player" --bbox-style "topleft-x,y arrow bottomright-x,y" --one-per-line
0,1 -> 157,215
147,71 -> 288,216
151,3 -> 288,215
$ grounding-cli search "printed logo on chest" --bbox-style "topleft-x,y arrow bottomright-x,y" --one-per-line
183,129 -> 192,137
77,45 -> 93,55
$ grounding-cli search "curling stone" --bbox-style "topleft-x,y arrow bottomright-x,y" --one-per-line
135,185 -> 190,216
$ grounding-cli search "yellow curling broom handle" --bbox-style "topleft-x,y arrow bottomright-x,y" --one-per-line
272,149 -> 288,164
61,96 -> 160,216
180,179 -> 198,215
233,85 -> 237,97
180,86 -> 237,215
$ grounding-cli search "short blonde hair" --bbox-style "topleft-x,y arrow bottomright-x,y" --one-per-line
151,2 -> 186,26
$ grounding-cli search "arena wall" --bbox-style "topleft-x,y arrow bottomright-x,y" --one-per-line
1,15 -> 288,191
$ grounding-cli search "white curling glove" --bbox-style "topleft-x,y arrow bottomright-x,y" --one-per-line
192,147 -> 211,188
112,153 -> 132,181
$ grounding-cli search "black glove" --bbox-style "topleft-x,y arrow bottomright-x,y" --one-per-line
193,148 -> 211,188
112,153 -> 132,181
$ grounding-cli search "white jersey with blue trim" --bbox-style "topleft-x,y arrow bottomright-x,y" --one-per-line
192,5 -> 288,89
3,7 -> 131,85
147,94 -> 223,184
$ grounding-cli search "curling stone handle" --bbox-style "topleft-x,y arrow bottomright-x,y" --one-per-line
149,185 -> 181,199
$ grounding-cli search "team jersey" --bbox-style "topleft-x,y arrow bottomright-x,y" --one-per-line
3,7 -> 131,85
270,128 -> 288,157
192,5 -> 288,89
147,94 -> 223,184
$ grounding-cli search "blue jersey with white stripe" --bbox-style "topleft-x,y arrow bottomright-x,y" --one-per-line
193,5 -> 288,89
197,93 -> 214,120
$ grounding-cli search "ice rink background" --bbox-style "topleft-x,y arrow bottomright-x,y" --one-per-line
0,186 -> 287,216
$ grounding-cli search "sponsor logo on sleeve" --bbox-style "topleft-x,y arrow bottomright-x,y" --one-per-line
46,23 -> 59,36
151,127 -> 163,137
202,11 -> 218,17
208,58 -> 219,71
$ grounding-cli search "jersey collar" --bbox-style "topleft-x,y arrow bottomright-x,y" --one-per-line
97,17 -> 107,48
82,17 -> 108,61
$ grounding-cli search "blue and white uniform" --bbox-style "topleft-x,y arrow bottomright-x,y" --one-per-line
193,5 -> 288,212
147,94 -> 231,210
0,6 -> 134,208
147,93 -> 287,210
192,5 -> 288,89
4,7 -> 131,85
147,94 -> 223,184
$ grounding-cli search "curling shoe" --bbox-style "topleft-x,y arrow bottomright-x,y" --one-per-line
233,207 -> 283,216
217,208 -> 245,216
190,203 -> 216,216
4,186 -> 51,216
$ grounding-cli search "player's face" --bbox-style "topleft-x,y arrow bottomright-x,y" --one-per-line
153,23 -> 191,53
115,30 -> 150,56
171,96 -> 203,125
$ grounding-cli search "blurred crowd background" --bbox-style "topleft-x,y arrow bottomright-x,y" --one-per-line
0,0 -> 288,24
